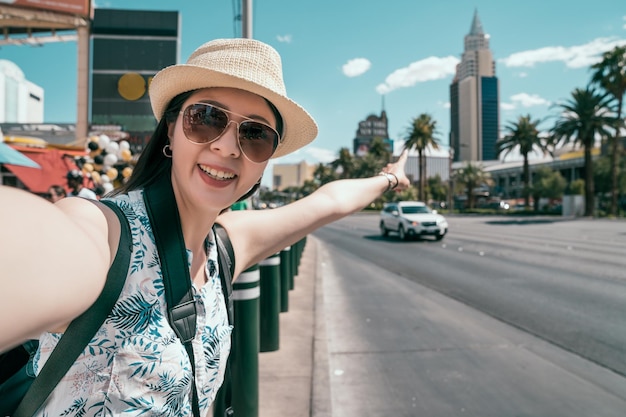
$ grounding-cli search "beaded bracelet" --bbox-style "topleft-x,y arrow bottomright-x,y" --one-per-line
378,171 -> 399,191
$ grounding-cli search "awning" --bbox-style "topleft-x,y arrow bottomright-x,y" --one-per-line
0,142 -> 40,168
4,146 -> 83,194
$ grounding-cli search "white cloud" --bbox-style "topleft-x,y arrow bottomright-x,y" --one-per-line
342,58 -> 371,77
276,34 -> 292,43
499,37 -> 626,69
375,55 -> 459,95
501,93 -> 550,111
516,72 -> 528,78
301,146 -> 338,163
510,92 -> 550,107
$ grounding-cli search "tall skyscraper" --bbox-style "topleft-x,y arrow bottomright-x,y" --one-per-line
449,10 -> 499,162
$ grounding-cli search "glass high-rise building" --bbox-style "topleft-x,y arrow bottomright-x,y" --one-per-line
449,10 -> 499,162
90,8 -> 179,151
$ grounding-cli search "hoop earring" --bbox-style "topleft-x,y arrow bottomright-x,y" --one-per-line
162,144 -> 173,158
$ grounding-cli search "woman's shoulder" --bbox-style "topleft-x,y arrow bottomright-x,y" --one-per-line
100,190 -> 147,218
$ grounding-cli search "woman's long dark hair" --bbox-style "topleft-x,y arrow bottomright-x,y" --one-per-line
109,90 -> 284,203
110,91 -> 193,196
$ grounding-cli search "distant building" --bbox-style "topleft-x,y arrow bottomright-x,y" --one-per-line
449,9 -> 499,163
485,153 -> 591,200
272,160 -> 316,191
405,154 -> 451,182
352,110 -> 393,156
0,60 -> 43,123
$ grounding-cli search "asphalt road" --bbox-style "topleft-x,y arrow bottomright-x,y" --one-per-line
312,213 -> 626,417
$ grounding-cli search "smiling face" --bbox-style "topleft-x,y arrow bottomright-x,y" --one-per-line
167,87 -> 276,213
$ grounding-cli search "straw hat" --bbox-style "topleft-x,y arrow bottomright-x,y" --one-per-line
149,38 -> 318,159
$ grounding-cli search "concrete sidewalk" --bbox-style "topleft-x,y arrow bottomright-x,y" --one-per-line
258,236 -> 331,417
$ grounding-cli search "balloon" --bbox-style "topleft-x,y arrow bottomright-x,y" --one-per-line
88,141 -> 100,151
82,163 -> 94,173
91,171 -> 101,183
94,155 -> 105,165
98,135 -> 110,148
120,148 -> 132,162
100,174 -> 110,183
106,167 -> 118,181
104,153 -> 118,166
122,166 -> 133,178
119,140 -> 130,151
105,141 -> 120,155
102,182 -> 114,193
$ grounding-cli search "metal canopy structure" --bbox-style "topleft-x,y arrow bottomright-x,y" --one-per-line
0,4 -> 88,45
0,3 -> 90,144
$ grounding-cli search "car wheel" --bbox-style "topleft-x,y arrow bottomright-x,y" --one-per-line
380,221 -> 388,237
435,234 -> 444,241
398,225 -> 406,240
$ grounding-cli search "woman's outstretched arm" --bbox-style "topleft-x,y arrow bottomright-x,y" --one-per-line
218,150 -> 410,276
0,186 -> 111,352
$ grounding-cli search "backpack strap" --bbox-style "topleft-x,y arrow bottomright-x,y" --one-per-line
144,176 -> 201,417
144,174 -> 235,417
214,222 -> 235,417
214,223 -> 234,325
14,199 -> 132,417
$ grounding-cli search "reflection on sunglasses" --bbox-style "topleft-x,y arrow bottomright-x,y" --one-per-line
181,103 -> 281,163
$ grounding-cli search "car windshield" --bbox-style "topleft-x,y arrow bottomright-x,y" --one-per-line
401,205 -> 431,214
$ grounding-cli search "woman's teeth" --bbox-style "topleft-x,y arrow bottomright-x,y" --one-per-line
200,165 -> 235,180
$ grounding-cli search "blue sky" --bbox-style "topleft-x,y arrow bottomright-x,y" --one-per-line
2,0 -> 626,181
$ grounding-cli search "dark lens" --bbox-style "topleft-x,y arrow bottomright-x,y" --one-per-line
238,121 -> 279,162
183,104 -> 228,144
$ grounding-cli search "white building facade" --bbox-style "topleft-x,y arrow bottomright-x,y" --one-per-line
0,59 -> 44,123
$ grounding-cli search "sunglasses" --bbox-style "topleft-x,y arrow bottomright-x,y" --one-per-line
180,103 -> 281,163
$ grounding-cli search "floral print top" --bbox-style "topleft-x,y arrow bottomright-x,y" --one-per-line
33,189 -> 232,416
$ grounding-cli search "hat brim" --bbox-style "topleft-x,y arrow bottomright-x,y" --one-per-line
149,65 -> 318,159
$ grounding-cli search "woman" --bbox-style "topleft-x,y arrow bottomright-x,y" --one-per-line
0,38 -> 408,415
46,184 -> 67,203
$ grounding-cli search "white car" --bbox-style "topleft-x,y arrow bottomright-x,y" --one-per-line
380,201 -> 448,241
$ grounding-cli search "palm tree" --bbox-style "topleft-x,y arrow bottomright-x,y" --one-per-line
368,137 -> 392,161
330,147 -> 355,179
590,45 -> 626,216
313,162 -> 336,186
347,138 -> 391,179
497,114 -> 549,209
550,86 -> 617,216
454,161 -> 491,209
404,113 -> 441,201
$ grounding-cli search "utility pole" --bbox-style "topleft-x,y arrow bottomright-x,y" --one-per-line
242,0 -> 252,38
448,147 -> 454,212
76,22 -> 90,147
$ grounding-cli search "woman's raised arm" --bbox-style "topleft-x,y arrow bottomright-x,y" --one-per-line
0,186 -> 112,352
218,150 -> 410,276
